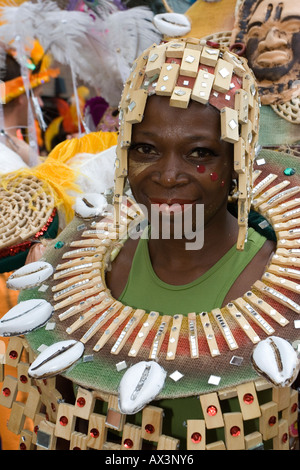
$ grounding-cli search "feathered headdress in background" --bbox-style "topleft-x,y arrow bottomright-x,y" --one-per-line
0,0 -> 162,107
3,41 -> 60,104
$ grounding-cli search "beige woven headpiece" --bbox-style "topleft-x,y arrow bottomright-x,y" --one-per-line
114,37 -> 261,250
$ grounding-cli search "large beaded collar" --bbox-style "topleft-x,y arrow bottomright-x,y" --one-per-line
1,149 -> 300,402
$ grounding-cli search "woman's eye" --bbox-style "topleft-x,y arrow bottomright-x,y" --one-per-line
129,144 -> 158,156
188,148 -> 216,160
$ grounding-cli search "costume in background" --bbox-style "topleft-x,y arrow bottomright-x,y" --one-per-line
230,0 -> 300,148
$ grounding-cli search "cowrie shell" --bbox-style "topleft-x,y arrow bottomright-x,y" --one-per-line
6,261 -> 53,290
74,193 -> 107,219
28,339 -> 84,379
0,299 -> 53,337
118,361 -> 166,414
153,13 -> 191,37
251,336 -> 300,387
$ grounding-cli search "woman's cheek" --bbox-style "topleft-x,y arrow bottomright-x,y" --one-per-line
196,165 -> 230,190
128,159 -> 154,179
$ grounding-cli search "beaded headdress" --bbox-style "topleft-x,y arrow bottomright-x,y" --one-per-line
114,37 -> 261,250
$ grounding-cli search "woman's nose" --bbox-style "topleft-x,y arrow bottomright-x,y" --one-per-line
151,154 -> 189,187
258,27 -> 287,52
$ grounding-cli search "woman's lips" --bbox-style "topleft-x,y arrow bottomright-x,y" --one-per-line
149,198 -> 197,213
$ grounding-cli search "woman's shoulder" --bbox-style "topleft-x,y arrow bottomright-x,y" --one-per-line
223,236 -> 276,306
106,236 -> 140,299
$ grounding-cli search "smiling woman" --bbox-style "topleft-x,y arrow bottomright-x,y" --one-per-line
107,37 -> 275,318
1,38 -> 300,451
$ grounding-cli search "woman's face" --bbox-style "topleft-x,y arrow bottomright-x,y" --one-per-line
128,94 -> 235,232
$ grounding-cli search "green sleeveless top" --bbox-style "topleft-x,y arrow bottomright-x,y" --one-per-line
119,227 -> 267,315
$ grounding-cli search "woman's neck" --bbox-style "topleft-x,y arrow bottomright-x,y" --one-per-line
147,208 -> 238,285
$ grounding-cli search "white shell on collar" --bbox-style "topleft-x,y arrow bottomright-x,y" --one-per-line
28,339 -> 84,379
6,261 -> 53,290
251,336 -> 300,387
74,193 -> 107,219
118,361 -> 167,414
0,299 -> 53,337
153,13 -> 191,37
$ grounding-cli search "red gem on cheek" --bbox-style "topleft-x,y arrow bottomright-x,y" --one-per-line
196,165 -> 205,173
210,172 -> 219,182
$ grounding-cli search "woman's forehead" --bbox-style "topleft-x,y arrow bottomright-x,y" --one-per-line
133,94 -> 221,133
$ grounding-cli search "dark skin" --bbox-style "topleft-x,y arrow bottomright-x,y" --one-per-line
106,95 -> 275,307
